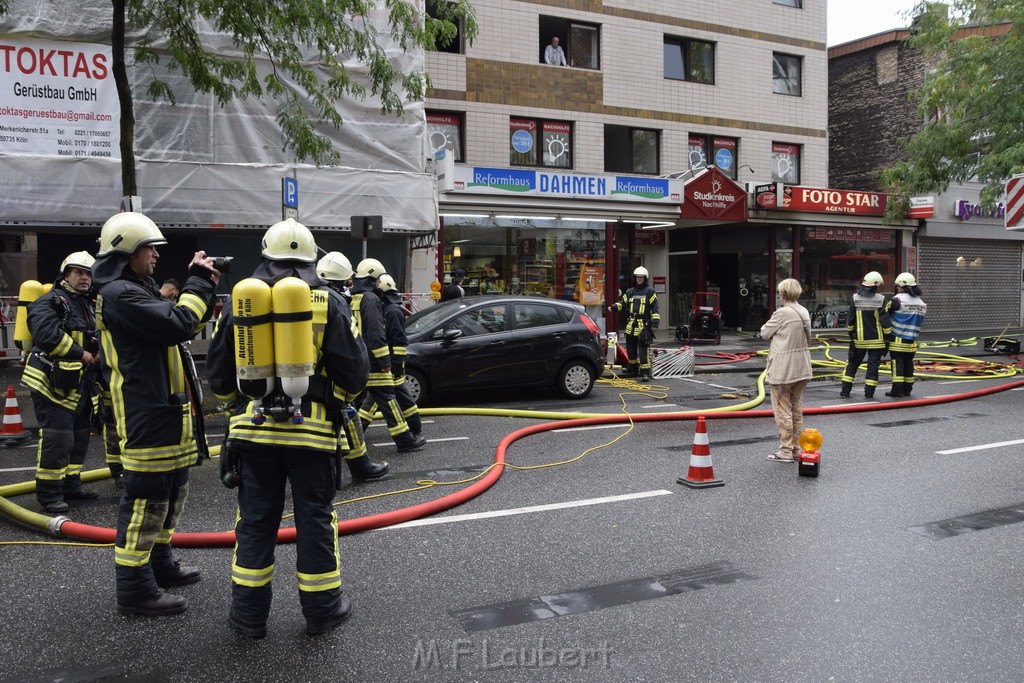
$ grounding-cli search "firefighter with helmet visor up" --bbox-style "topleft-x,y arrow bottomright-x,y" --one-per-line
839,270 -> 892,399
884,272 -> 926,398
207,219 -> 370,638
608,266 -> 660,382
93,211 -> 220,617
22,250 -> 101,513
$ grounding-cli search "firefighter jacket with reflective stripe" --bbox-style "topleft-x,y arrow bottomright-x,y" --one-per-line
846,287 -> 891,350
886,293 -> 927,353
350,278 -> 391,373
379,291 -> 408,372
612,284 -> 660,336
96,273 -> 216,473
207,284 -> 369,453
22,281 -> 98,411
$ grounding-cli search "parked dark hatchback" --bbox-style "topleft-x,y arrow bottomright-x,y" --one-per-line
402,295 -> 606,402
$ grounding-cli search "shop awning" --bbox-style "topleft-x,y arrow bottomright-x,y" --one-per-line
438,194 -> 681,223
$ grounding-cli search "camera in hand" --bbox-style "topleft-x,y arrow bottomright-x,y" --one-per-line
210,256 -> 233,273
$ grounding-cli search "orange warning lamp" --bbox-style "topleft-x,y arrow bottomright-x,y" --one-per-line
798,428 -> 822,453
797,428 -> 821,478
430,281 -> 442,292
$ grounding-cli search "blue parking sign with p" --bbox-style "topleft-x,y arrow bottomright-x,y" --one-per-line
282,177 -> 299,208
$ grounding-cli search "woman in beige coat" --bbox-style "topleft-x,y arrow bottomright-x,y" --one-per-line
759,278 -> 813,462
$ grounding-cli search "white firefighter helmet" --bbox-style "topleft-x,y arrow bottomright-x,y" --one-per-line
378,274 -> 398,293
61,251 -> 96,273
355,258 -> 387,279
894,272 -> 917,287
861,271 -> 884,287
316,252 -> 353,282
633,266 -> 650,279
98,212 -> 167,256
261,218 -> 317,263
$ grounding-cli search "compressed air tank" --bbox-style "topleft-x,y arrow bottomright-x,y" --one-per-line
14,280 -> 45,349
232,278 -> 275,400
272,277 -> 314,422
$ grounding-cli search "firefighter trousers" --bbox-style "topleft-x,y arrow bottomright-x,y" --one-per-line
31,390 -> 93,505
230,444 -> 343,626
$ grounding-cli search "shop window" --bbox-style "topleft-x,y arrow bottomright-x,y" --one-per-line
773,0 -> 802,7
771,142 -> 800,184
688,134 -> 739,179
509,118 -> 573,168
604,125 -> 660,175
773,53 -> 802,96
426,0 -> 465,54
539,16 -> 601,69
427,111 -> 464,162
664,36 -> 715,84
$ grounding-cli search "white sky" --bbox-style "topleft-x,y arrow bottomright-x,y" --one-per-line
827,0 -> 922,47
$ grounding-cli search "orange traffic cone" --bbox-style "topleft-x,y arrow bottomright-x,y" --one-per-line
677,416 -> 723,488
0,385 -> 29,445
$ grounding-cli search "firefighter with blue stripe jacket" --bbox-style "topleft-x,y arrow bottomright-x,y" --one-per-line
884,272 -> 926,398
93,212 -> 219,617
839,271 -> 892,399
207,219 -> 370,639
23,251 -> 100,513
608,266 -> 660,382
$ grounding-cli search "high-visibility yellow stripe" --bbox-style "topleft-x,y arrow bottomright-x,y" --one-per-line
231,562 -> 274,588
176,292 -> 206,319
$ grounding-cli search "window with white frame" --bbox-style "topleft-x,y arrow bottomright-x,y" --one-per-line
773,53 -> 802,96
772,143 -> 800,184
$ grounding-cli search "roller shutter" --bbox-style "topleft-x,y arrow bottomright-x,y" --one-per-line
917,237 -> 1021,330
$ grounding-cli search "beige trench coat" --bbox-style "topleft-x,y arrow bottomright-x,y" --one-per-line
759,302 -> 813,385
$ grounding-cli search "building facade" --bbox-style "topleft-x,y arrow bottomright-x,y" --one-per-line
829,25 -> 1023,330
425,0 -> 831,330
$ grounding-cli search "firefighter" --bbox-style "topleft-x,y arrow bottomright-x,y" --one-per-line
206,220 -> 369,639
884,272 -> 927,398
351,259 -> 427,452
371,273 -> 424,439
839,270 -> 892,399
608,266 -> 661,382
314,251 -> 389,482
22,251 -> 100,513
93,211 -> 219,617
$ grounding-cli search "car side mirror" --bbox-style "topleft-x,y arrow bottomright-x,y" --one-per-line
442,327 -> 463,345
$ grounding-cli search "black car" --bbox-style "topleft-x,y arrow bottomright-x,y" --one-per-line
402,295 -> 606,402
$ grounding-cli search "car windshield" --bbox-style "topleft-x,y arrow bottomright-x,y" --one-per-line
406,301 -> 470,336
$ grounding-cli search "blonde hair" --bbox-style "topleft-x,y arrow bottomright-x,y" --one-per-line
777,278 -> 802,303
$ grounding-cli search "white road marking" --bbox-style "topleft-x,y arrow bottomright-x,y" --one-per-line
383,489 -> 674,529
936,438 -> 1024,455
938,379 -> 981,385
553,424 -> 629,433
707,383 -> 741,391
823,401 -> 877,407
640,403 -> 680,409
371,436 -> 467,447
0,466 -> 35,473
367,420 -> 435,428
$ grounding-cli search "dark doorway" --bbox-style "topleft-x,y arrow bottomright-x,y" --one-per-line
707,253 -> 739,328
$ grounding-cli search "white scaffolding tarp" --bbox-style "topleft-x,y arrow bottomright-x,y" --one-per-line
0,0 -> 437,233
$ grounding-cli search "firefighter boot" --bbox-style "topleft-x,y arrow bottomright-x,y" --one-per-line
864,386 -> 876,399
152,545 -> 202,588
395,432 -> 428,453
36,479 -> 69,514
306,595 -> 353,636
885,383 -> 904,398
839,382 -> 853,398
63,475 -> 99,501
346,454 -> 390,482
904,383 -> 913,396
116,591 -> 187,617
639,369 -> 651,383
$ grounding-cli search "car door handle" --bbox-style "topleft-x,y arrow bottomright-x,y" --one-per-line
552,332 -> 566,337
488,340 -> 506,346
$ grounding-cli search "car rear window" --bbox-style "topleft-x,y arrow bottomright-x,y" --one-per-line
513,303 -> 564,329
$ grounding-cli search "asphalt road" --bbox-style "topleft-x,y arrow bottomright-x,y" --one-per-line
2,331 -> 1024,682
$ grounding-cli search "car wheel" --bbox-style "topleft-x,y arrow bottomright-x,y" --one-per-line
557,360 -> 595,399
405,368 -> 426,404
